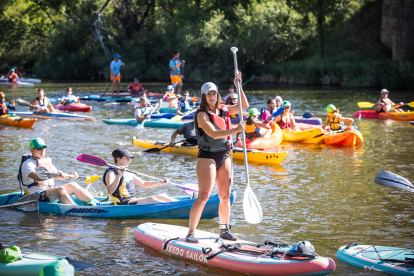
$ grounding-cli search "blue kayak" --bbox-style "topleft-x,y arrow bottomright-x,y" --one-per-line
150,113 -> 246,124
102,118 -> 187,128
0,191 -> 235,219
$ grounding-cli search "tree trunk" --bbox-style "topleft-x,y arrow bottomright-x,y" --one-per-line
317,0 -> 325,59
381,0 -> 393,51
392,0 -> 414,62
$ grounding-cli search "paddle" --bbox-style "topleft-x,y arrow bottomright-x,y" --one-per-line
264,107 -> 286,124
99,66 -> 122,101
231,47 -> 263,224
374,171 -> 414,193
76,154 -> 199,195
358,101 -> 414,108
17,99 -> 36,108
0,194 -> 39,211
34,166 -> 101,184
191,96 -> 199,107
143,136 -> 196,153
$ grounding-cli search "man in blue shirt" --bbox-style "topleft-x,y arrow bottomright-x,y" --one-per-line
169,52 -> 185,94
110,53 -> 125,97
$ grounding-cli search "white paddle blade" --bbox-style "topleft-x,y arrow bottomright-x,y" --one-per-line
375,170 -> 414,192
34,166 -> 58,180
243,185 -> 263,224
231,47 -> 238,53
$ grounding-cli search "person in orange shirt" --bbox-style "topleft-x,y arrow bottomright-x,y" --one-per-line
127,78 -> 146,96
169,52 -> 185,94
8,69 -> 19,83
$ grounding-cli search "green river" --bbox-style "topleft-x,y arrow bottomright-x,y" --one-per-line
0,80 -> 413,275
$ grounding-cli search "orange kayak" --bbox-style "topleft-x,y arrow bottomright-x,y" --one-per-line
236,122 -> 282,149
0,115 -> 37,128
322,128 -> 363,146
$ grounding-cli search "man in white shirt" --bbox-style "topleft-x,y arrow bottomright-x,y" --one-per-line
19,138 -> 98,206
134,98 -> 162,122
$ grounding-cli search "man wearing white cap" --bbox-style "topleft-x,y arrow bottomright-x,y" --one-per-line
186,72 -> 248,244
375,89 -> 404,113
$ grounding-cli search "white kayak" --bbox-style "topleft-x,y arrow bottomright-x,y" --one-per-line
135,222 -> 336,276
0,77 -> 41,83
13,111 -> 95,121
0,81 -> 34,87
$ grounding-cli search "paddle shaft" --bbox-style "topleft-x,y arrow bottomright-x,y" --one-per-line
242,75 -> 255,86
0,200 -> 38,209
140,102 -> 160,128
143,136 -> 196,153
231,48 -> 250,186
101,67 -> 121,100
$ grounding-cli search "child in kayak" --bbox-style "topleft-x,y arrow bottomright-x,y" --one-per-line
274,101 -> 300,131
103,148 -> 178,205
375,89 -> 404,113
61,87 -> 80,105
322,104 -> 354,131
245,108 -> 271,139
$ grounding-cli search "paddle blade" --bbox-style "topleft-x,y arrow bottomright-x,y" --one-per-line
407,101 -> 414,108
77,154 -> 109,167
357,102 -> 374,108
142,147 -> 162,153
17,99 -> 32,107
375,171 -> 414,192
85,175 -> 101,184
172,183 -> 199,195
243,185 -> 263,224
170,115 -> 183,121
15,194 -> 39,211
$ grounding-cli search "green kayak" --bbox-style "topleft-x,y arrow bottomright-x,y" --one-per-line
159,107 -> 177,113
0,250 -> 94,276
102,118 -> 187,128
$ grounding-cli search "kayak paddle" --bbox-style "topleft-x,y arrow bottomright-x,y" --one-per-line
142,136 -> 196,153
242,75 -> 255,86
100,66 -> 121,101
76,154 -> 198,195
0,194 -> 39,211
358,101 -> 414,108
231,46 -> 263,224
191,96 -> 199,107
35,166 -> 101,184
264,107 -> 286,124
374,171 -> 414,193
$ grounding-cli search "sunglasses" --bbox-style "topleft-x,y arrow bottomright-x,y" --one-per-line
0,96 -> 5,98
35,146 -> 47,150
284,106 -> 290,109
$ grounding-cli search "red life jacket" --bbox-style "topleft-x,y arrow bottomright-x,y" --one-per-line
0,102 -> 7,115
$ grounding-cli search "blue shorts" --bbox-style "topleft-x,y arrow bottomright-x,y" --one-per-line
36,191 -> 50,202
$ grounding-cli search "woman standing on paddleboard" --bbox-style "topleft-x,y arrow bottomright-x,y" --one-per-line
187,72 -> 248,243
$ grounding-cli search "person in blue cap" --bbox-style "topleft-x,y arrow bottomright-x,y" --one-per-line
110,53 -> 125,97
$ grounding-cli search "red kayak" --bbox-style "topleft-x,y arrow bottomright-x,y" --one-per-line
54,103 -> 92,112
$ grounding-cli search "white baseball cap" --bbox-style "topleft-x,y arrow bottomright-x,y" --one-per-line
231,93 -> 238,99
167,85 -> 173,91
381,89 -> 389,94
201,82 -> 218,95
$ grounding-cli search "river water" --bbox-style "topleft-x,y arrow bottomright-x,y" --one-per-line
0,81 -> 413,275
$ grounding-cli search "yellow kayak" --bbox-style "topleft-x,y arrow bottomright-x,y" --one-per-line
132,140 -> 288,165
281,128 -> 324,143
0,114 -> 37,128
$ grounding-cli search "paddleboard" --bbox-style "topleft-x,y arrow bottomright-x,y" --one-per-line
135,222 -> 336,276
14,111 -> 95,121
0,81 -> 34,87
337,243 -> 414,275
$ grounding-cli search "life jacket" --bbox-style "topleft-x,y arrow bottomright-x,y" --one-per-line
179,99 -> 191,113
8,73 -> 18,83
136,106 -> 151,117
245,121 -> 259,134
0,102 -> 8,115
194,106 -> 231,152
327,112 -> 343,130
17,154 -> 54,195
375,97 -> 389,113
102,168 -> 136,205
35,98 -> 49,113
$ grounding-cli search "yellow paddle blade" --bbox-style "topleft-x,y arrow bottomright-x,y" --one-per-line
85,175 -> 101,184
170,115 -> 183,121
357,102 -> 375,108
407,101 -> 414,108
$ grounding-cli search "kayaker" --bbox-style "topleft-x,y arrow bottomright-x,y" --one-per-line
187,73 -> 248,244
12,66 -> 21,77
227,94 -> 240,119
19,138 -> 99,206
110,53 -> 125,97
260,99 -> 277,121
0,92 -> 16,115
375,89 -> 404,113
224,85 -> 236,105
245,108 -> 271,139
274,96 -> 283,108
135,98 -> 162,122
170,52 -> 185,94
274,101 -> 300,131
322,104 -> 354,131
30,89 -> 56,113
8,69 -> 19,83
176,91 -> 194,115
164,85 -> 180,108
169,121 -> 197,146
127,78 -> 145,96
61,87 -> 80,105
103,148 -> 178,205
